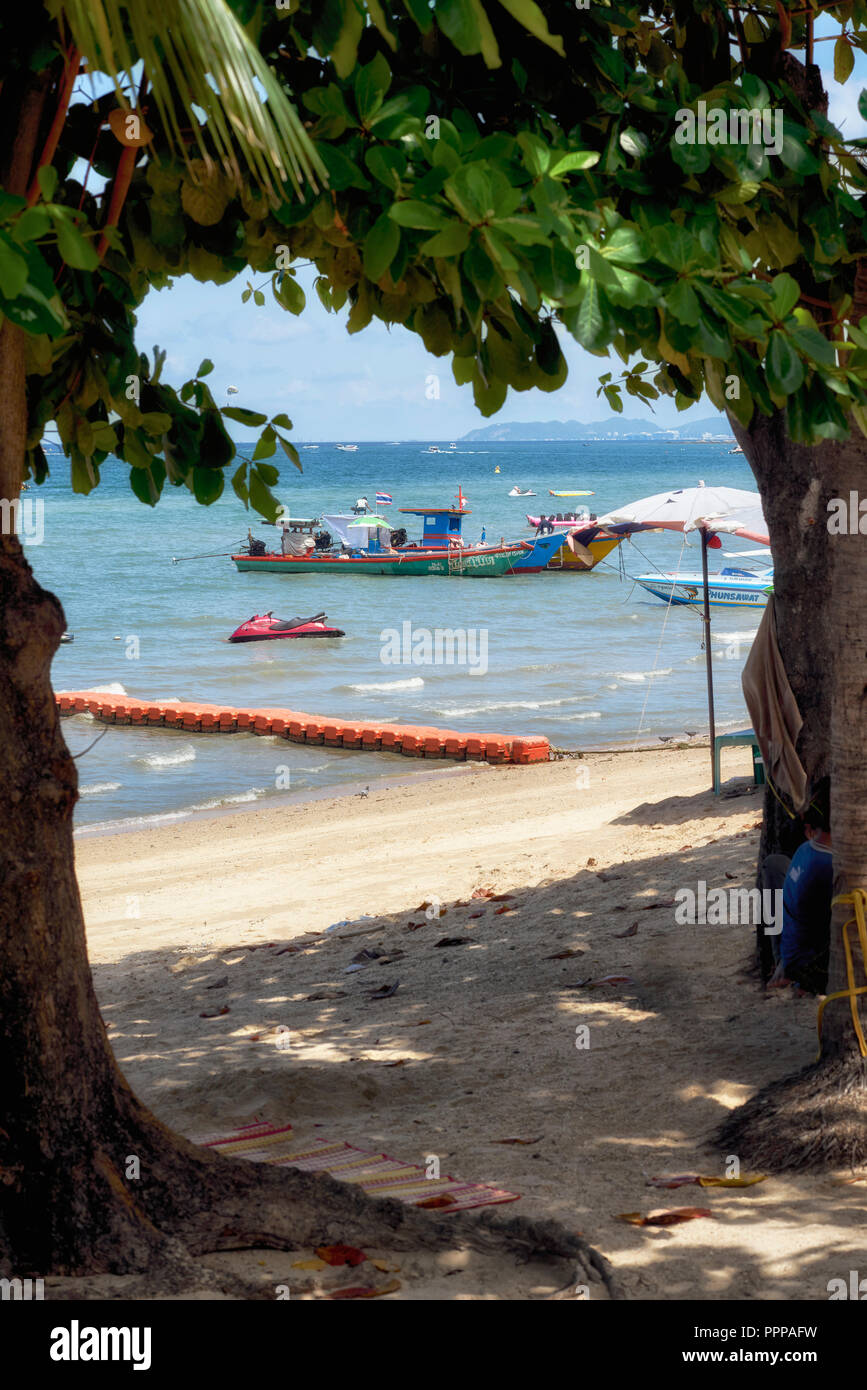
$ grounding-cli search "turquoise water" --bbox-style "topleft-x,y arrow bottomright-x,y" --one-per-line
28,439 -> 763,829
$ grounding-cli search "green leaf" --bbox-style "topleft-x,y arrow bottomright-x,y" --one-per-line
575,282 -> 606,350
139,411 -> 173,435
276,433 -> 302,471
355,52 -> 391,123
276,272 -> 305,314
231,460 -> 248,504
271,413 -> 293,430
129,459 -> 166,506
667,279 -> 701,327
389,200 -> 450,230
835,37 -> 854,85
619,128 -> 649,159
52,212 -> 99,270
253,288 -> 265,306
249,465 -> 280,520
436,0 -> 484,54
769,274 -> 800,322
36,166 -> 58,202
779,125 -> 821,176
363,213 -> 401,279
221,406 -> 268,426
0,232 -> 29,299
766,330 -> 804,395
253,425 -> 277,460
365,146 -> 406,191
11,207 -> 51,243
197,358 -> 214,377
192,466 -> 224,505
419,222 -> 470,256
549,150 -> 600,178
495,0 -> 566,56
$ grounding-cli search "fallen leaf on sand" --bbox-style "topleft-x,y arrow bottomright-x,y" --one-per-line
469,911 -> 484,919
199,1005 -> 230,1018
491,892 -> 514,902
328,1279 -> 401,1299
416,1194 -> 457,1209
416,1019 -> 432,1026
305,990 -> 346,1001
370,1259 -> 400,1273
405,921 -> 424,930
614,922 -> 639,939
366,981 -> 400,1000
383,1058 -> 409,1067
546,949 -> 585,960
697,1175 -> 767,1188
492,1136 -> 543,1146
494,906 -> 514,915
292,1257 -> 328,1270
725,871 -> 738,880
435,937 -> 471,948
315,1244 -> 367,1267
618,1207 -> 712,1227
471,886 -> 495,900
679,845 -> 693,851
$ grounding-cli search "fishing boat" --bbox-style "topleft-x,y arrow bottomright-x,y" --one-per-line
633,566 -> 773,608
728,445 -> 744,454
228,612 -> 345,641
232,490 -> 562,577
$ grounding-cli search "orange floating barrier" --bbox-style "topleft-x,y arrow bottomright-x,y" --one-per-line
56,693 -> 549,766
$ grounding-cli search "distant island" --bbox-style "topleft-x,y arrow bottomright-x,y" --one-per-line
461,416 -> 733,442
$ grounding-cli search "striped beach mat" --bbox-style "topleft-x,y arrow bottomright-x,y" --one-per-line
193,1121 -> 519,1212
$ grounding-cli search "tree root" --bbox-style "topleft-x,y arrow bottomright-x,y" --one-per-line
716,1054 -> 867,1172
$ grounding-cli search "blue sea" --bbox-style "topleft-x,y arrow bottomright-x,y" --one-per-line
28,438 -> 764,830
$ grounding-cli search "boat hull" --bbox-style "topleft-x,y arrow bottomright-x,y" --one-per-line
232,543 -> 526,576
634,573 -> 771,608
546,535 -> 622,572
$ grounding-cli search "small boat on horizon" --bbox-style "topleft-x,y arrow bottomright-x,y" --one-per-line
729,445 -> 744,454
336,443 -> 358,451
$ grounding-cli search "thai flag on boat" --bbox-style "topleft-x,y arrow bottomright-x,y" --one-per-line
376,492 -> 393,506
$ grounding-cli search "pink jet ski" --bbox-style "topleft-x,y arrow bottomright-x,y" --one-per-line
228,611 -> 345,642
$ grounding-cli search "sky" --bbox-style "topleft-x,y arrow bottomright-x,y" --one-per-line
131,35 -> 867,443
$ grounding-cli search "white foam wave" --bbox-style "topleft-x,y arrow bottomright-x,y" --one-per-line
189,788 -> 266,811
79,781 -> 122,795
560,711 -> 602,721
615,669 -> 673,683
432,697 -> 579,717
133,745 -> 196,768
712,631 -> 757,643
348,677 -> 424,692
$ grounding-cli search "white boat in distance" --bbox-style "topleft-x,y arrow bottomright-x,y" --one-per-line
336,443 -> 358,451
634,566 -> 773,609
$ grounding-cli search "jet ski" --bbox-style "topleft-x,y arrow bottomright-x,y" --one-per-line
508,486 -> 536,497
228,612 -> 345,642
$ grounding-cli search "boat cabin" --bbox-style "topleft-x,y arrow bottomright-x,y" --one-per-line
397,505 -> 469,549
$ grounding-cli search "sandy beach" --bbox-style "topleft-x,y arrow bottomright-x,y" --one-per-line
65,748 -> 865,1300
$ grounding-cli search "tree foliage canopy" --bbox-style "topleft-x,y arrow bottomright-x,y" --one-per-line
4,0 -> 867,518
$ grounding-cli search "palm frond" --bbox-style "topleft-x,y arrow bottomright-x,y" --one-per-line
53,0 -> 325,199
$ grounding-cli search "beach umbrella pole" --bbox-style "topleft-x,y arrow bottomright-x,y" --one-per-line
700,527 -> 716,784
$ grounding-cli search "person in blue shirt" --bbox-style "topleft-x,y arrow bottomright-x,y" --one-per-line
763,781 -> 833,993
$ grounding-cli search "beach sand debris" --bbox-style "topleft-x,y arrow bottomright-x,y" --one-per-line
305,989 -> 346,1001
416,1194 -> 457,1209
546,948 -> 585,959
316,1244 -> 367,1267
618,1207 -> 713,1227
435,936 -> 471,948
646,1174 -> 767,1189
614,922 -> 639,938
199,1004 -> 230,1018
491,1136 -> 544,1146
328,1279 -> 401,1299
366,981 -> 400,1001
205,975 -> 229,989
571,975 -> 635,990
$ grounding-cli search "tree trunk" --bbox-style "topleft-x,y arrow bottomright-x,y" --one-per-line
718,412 -> 867,1168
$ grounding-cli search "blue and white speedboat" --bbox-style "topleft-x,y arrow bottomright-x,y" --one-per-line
633,566 -> 773,609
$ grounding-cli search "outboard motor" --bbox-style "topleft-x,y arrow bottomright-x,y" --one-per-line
389,527 -> 408,548
314,530 -> 332,550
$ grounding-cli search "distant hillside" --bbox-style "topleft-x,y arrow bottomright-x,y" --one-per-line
461,416 -> 732,442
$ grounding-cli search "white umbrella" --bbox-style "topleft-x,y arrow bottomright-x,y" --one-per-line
593,483 -> 770,783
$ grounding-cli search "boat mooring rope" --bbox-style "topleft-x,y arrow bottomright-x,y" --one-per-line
816,889 -> 867,1060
